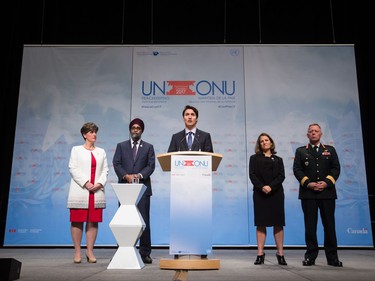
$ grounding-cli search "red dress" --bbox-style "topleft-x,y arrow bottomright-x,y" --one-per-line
70,152 -> 103,222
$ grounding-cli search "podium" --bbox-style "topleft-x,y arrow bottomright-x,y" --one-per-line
107,183 -> 146,269
157,151 -> 223,278
157,151 -> 222,172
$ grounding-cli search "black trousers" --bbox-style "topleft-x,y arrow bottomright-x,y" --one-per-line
137,194 -> 151,256
301,199 -> 338,262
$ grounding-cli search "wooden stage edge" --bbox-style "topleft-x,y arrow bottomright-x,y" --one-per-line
159,258 -> 220,270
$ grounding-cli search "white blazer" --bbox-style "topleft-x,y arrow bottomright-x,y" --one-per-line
67,145 -> 108,209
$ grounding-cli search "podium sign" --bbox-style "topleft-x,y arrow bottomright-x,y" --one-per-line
170,155 -> 212,255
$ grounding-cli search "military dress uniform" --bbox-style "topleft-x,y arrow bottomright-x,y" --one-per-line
293,143 -> 341,264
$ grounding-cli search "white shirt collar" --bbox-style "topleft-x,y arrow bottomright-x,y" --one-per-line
131,138 -> 141,145
185,128 -> 197,135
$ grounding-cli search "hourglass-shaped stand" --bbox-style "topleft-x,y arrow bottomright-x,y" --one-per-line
107,183 -> 146,269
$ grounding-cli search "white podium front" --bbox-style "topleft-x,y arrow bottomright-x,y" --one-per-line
157,151 -> 223,277
107,183 -> 146,269
157,151 -> 223,256
170,154 -> 212,255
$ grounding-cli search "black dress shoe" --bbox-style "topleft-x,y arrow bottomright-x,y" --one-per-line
254,253 -> 265,265
302,258 -> 315,266
327,259 -> 343,267
276,253 -> 287,265
141,255 -> 152,264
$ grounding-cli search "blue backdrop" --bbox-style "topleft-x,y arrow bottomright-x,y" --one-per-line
4,45 -> 372,247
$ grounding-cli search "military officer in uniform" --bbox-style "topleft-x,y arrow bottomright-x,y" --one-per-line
293,123 -> 343,267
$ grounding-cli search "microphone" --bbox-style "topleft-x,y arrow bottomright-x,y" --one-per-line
195,134 -> 201,152
178,134 -> 187,152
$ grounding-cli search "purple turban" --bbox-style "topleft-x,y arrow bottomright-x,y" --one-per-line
129,118 -> 145,132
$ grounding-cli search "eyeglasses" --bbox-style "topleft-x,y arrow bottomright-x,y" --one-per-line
131,126 -> 142,131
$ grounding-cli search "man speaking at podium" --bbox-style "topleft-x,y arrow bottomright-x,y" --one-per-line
167,105 -> 214,260
168,105 -> 213,153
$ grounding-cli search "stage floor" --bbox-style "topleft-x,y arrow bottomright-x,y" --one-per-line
1,247 -> 375,281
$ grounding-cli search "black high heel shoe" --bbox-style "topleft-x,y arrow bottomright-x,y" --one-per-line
276,253 -> 287,265
254,253 -> 265,265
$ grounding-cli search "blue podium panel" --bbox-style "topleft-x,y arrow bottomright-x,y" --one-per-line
170,155 -> 212,255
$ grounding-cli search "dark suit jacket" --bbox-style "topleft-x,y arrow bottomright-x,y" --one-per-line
113,139 -> 155,196
249,152 -> 285,193
293,144 -> 340,200
167,128 -> 213,152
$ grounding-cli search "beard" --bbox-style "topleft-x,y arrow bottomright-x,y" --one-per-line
131,133 -> 140,141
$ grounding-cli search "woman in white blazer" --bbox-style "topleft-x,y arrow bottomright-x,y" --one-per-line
67,122 -> 109,264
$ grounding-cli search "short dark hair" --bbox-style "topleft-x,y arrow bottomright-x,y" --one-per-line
80,122 -> 98,140
182,105 -> 199,118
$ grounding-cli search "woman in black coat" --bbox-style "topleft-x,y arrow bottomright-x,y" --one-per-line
249,132 -> 287,265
